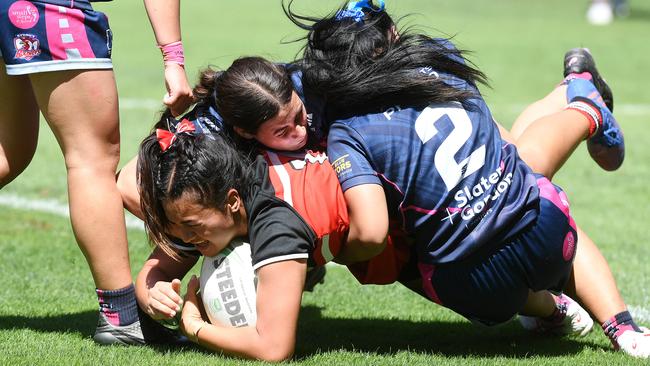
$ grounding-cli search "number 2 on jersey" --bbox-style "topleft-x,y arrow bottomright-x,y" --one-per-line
415,103 -> 486,191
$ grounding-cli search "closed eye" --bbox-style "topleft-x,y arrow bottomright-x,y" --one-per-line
275,127 -> 288,137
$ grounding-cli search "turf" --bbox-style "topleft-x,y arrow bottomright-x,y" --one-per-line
1,0 -> 650,364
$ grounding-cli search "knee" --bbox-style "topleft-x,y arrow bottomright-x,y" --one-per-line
63,140 -> 121,173
517,145 -> 554,179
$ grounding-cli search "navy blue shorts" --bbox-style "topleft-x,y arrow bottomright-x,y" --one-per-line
0,0 -> 112,75
418,176 -> 577,325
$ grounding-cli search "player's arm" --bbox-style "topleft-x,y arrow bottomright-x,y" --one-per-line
327,123 -> 389,264
142,0 -> 193,115
181,259 -> 306,361
135,245 -> 198,320
336,183 -> 388,264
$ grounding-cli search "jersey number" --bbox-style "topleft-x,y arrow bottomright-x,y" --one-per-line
414,103 -> 486,191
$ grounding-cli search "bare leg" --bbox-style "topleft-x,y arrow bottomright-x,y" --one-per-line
564,227 -> 626,324
516,109 -> 590,179
510,85 -> 567,140
0,61 -> 39,186
520,290 -> 557,317
29,69 -> 132,290
510,83 -> 629,329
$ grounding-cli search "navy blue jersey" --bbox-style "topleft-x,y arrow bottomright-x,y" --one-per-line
327,74 -> 540,264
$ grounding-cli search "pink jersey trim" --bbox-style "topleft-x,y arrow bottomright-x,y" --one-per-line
536,177 -> 576,231
418,263 -> 442,305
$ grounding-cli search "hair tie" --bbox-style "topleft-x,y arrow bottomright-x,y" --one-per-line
156,118 -> 196,151
335,0 -> 385,23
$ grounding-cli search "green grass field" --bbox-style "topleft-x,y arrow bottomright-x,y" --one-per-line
1,1 -> 650,364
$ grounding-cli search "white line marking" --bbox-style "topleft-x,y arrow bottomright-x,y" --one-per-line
629,305 -> 650,324
119,98 -> 164,111
0,193 -> 144,230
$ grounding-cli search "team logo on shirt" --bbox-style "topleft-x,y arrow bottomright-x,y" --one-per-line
13,34 -> 41,61
331,154 -> 352,176
453,164 -> 513,221
8,1 -> 39,30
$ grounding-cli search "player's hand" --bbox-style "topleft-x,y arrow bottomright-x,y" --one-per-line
163,63 -> 193,116
180,275 -> 207,341
143,278 -> 183,320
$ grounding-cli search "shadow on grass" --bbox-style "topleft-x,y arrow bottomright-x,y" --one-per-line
295,305 -> 606,359
0,310 -> 98,336
0,310 -> 206,353
0,306 -> 606,359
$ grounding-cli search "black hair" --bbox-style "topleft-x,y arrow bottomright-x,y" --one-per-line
136,118 -> 256,257
213,56 -> 295,135
192,67 -> 221,109
284,0 -> 489,119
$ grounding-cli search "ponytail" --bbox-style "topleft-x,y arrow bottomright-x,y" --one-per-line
193,67 -> 222,108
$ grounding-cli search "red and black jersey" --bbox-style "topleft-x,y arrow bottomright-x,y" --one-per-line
257,150 -> 348,267
173,147 -> 411,282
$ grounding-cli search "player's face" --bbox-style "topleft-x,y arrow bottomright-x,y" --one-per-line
163,192 -> 244,257
255,91 -> 308,151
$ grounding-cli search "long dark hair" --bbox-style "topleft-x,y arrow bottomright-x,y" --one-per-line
284,0 -> 489,119
137,118 -> 256,256
212,57 -> 295,135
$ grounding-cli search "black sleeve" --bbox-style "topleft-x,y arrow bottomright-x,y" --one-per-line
247,192 -> 315,271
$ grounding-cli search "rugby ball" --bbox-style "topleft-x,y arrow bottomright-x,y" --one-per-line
200,239 -> 257,327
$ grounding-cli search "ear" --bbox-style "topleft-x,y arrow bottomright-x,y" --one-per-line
225,189 -> 242,213
233,126 -> 256,140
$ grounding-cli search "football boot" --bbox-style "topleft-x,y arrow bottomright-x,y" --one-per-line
93,307 -> 188,346
563,47 -> 613,111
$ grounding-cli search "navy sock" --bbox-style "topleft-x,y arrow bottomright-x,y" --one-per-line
96,284 -> 139,326
602,310 -> 642,341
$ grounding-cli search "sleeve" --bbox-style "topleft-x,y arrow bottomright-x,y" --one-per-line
327,121 -> 382,192
248,195 -> 314,271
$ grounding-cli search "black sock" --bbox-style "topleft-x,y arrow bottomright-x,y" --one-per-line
96,284 -> 139,326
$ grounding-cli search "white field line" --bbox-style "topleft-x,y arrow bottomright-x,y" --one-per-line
629,305 -> 650,324
119,98 -> 164,111
0,193 -> 144,230
1,195 -> 648,316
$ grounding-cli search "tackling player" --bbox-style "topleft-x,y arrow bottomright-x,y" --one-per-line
288,0 -> 647,357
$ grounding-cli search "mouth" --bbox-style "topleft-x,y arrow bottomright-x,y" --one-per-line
193,241 -> 210,250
